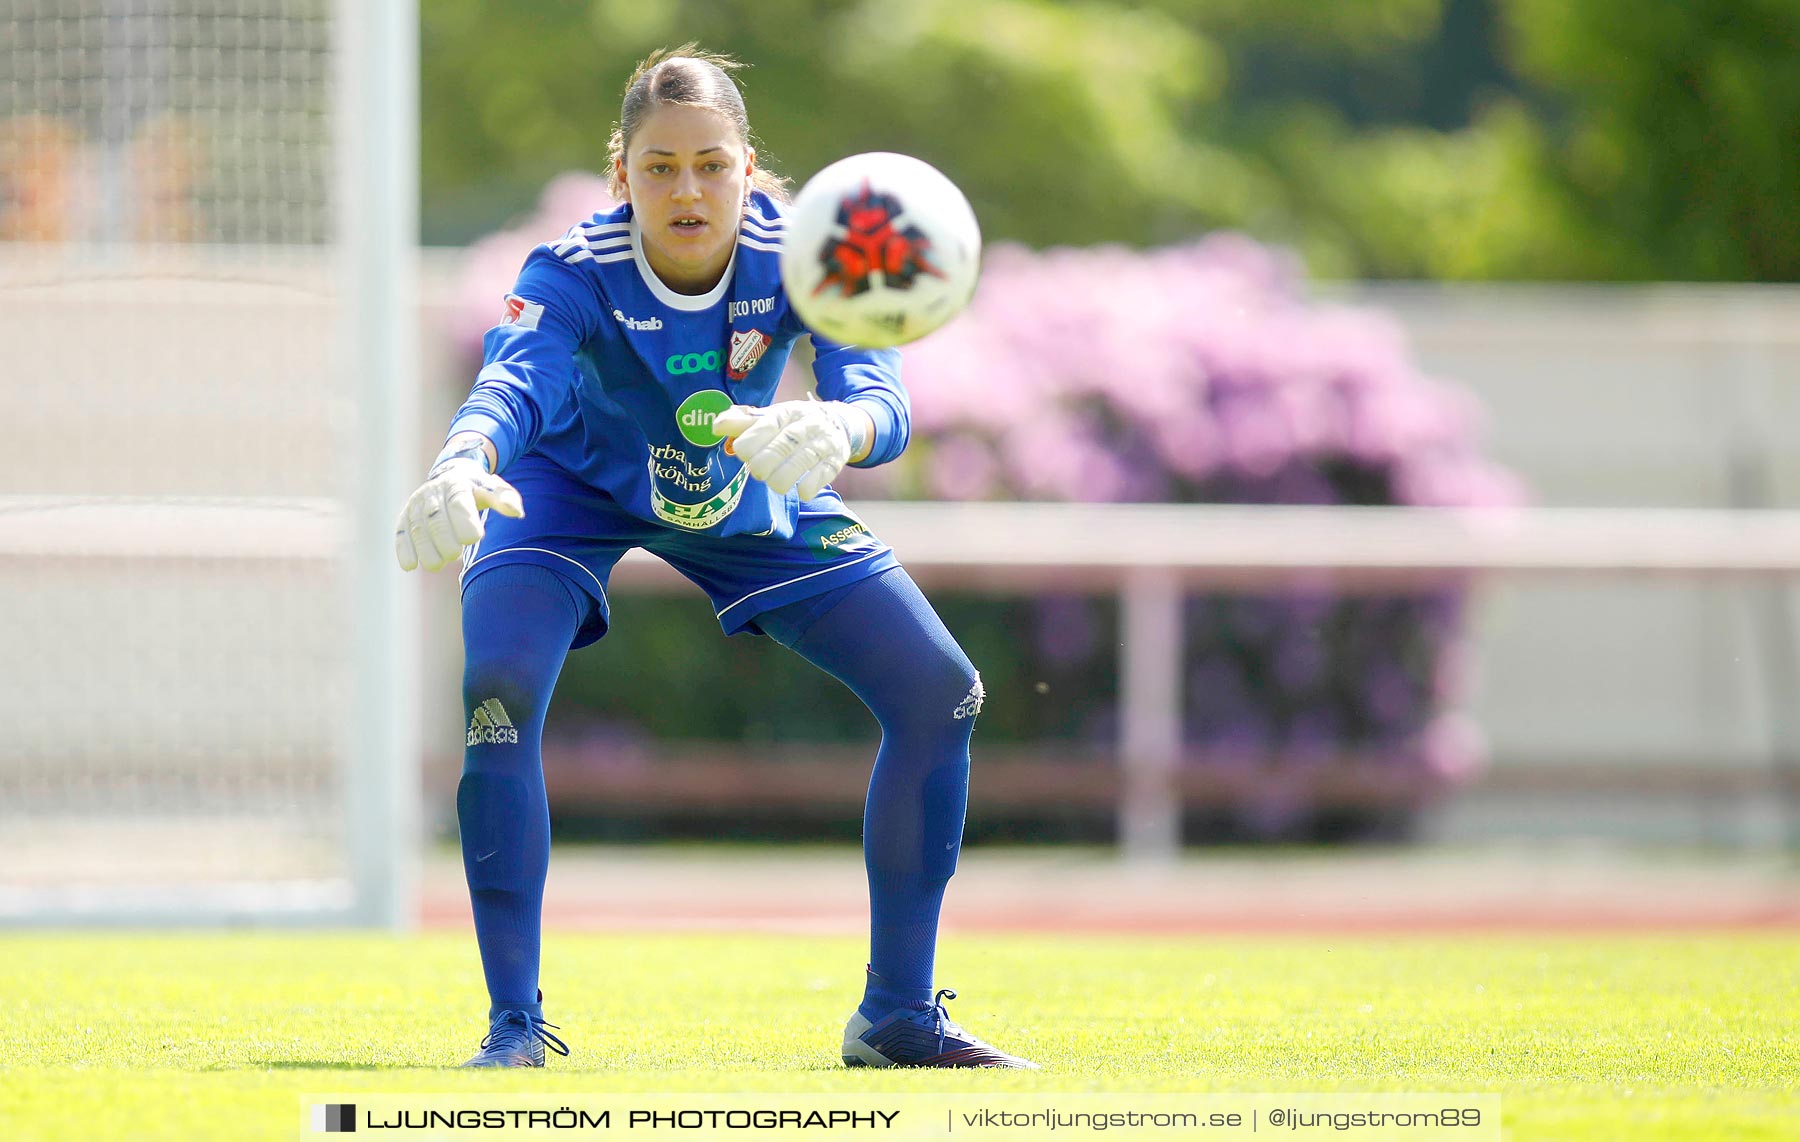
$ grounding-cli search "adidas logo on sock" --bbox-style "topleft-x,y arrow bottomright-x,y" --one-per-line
466,698 -> 519,746
951,676 -> 984,720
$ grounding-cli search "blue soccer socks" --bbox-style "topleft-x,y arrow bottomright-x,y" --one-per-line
458,563 -> 590,1017
457,559 -> 1011,1066
760,569 -> 978,1023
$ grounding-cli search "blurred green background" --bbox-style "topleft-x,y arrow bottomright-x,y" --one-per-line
421,0 -> 1800,281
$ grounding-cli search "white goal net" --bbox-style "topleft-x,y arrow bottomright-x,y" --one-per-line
0,1 -> 416,925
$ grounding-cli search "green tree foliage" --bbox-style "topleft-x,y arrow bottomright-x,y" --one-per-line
1501,0 -> 1800,280
421,0 -> 1800,280
1233,0 -> 1800,280
422,0 -> 1260,247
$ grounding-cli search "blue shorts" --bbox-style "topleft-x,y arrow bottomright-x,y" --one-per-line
458,454 -> 899,647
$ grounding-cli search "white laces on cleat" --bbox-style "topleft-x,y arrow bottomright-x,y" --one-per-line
928,988 -> 963,1054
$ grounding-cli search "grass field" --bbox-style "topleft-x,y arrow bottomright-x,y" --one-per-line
2,929 -> 1795,1141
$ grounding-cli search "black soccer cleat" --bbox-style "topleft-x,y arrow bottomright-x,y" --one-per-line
842,988 -> 1037,1069
461,1009 -> 570,1068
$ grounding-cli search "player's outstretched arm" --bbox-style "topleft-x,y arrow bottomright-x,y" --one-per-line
394,432 -> 525,572
714,399 -> 875,502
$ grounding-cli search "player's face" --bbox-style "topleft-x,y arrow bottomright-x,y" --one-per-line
618,105 -> 754,294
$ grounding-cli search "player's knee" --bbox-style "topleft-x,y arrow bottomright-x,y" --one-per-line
461,648 -> 534,700
460,655 -> 545,765
916,644 -> 983,731
945,664 -> 984,728
880,653 -> 983,741
459,564 -> 585,762
460,688 -> 533,751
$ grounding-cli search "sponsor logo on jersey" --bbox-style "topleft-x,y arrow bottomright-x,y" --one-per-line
727,328 -> 773,380
728,295 -> 776,321
649,442 -> 713,492
666,350 -> 721,376
648,461 -> 749,531
500,294 -> 543,330
612,308 -> 663,331
674,389 -> 733,447
466,698 -> 519,745
801,515 -> 880,561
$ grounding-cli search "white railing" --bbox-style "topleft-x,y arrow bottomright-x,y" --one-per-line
14,497 -> 1800,861
615,502 -> 1800,859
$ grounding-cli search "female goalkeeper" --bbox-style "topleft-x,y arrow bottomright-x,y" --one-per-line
394,45 -> 1034,1071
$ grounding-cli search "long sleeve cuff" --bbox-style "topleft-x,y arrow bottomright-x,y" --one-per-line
843,393 -> 908,468
445,410 -> 515,472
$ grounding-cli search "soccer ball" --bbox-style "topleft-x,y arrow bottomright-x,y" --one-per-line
779,151 -> 981,349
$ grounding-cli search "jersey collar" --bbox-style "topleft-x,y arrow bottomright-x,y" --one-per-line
628,217 -> 737,312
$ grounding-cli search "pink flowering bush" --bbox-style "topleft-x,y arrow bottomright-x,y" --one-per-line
836,235 -> 1521,511
838,235 -> 1522,837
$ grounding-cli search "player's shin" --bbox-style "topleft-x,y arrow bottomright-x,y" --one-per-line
762,569 -> 979,1019
861,735 -> 972,1017
457,564 -> 583,1017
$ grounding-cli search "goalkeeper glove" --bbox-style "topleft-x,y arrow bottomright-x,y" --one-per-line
713,399 -> 867,502
394,446 -> 524,573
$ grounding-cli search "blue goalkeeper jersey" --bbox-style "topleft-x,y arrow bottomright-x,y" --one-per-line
448,190 -> 908,539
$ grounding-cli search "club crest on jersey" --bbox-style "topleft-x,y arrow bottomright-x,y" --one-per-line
500,293 -> 543,331
727,328 -> 773,380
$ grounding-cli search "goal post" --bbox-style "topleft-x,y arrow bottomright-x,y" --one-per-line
0,1 -> 420,928
338,0 -> 421,931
